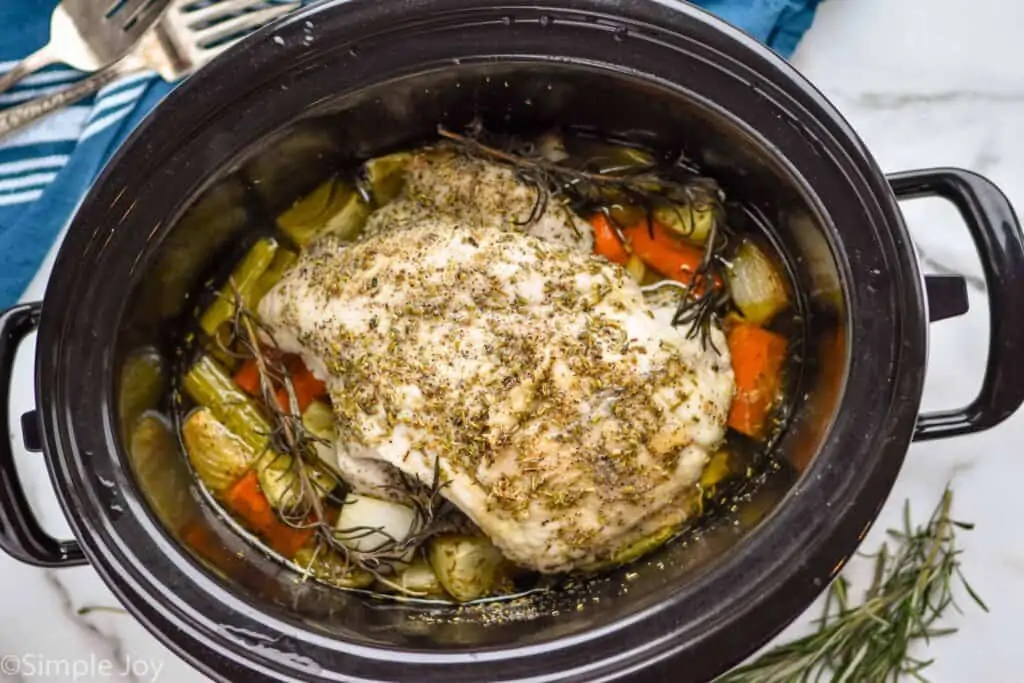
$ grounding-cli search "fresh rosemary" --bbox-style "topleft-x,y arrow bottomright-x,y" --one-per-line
198,288 -> 454,595
436,124 -> 732,349
716,488 -> 986,683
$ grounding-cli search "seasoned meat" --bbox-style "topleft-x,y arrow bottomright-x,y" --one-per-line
362,147 -> 594,252
261,249 -> 733,573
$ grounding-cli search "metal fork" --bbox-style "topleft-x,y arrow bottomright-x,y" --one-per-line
0,0 -> 172,95
0,0 -> 300,140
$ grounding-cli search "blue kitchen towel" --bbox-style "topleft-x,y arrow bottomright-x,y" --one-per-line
0,0 -> 821,307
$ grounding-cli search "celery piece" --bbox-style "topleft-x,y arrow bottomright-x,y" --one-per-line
700,450 -> 733,493
277,178 -> 370,248
182,355 -> 271,452
653,202 -> 717,246
118,347 -> 166,434
129,413 -> 194,529
198,238 -> 279,337
363,152 -> 412,206
293,546 -> 374,588
251,246 -> 298,306
201,325 -> 240,374
607,525 -> 676,568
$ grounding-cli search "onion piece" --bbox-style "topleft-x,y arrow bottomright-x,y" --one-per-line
386,560 -> 446,597
727,239 -> 789,325
335,494 -> 421,556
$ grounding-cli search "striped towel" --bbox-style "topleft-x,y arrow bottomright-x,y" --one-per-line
0,0 -> 819,308
0,0 -> 173,306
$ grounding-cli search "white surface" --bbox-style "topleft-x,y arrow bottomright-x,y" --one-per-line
2,0 -> 1022,680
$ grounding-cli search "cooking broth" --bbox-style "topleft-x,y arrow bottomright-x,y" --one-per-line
123,126 -> 802,605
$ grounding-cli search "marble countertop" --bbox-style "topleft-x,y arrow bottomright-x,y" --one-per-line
3,0 -> 1023,681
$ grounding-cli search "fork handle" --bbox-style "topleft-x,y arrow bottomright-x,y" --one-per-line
0,44 -> 58,97
0,63 -> 144,142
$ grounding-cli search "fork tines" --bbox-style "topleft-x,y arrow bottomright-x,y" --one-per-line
180,0 -> 301,50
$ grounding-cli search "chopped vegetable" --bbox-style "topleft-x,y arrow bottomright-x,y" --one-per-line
223,470 -> 314,558
181,408 -> 259,494
203,325 -> 241,373
199,238 -> 279,337
536,131 -> 568,163
653,202 -> 716,245
232,358 -> 263,398
256,454 -> 304,510
427,535 -> 509,602
234,355 -> 326,415
387,559 -> 445,597
302,400 -> 336,440
726,322 -> 787,439
607,525 -> 675,568
251,247 -> 298,305
274,356 -> 327,415
118,347 -> 166,433
276,178 -> 371,247
302,400 -> 339,467
569,140 -> 656,172
727,238 -> 789,325
700,450 -> 732,494
590,213 -> 630,265
293,546 -> 374,588
257,453 -> 335,511
621,219 -> 720,291
335,494 -> 420,556
243,125 -> 342,213
624,253 -> 646,283
182,355 -> 272,452
605,146 -> 656,170
129,412 -> 193,529
363,152 -> 412,205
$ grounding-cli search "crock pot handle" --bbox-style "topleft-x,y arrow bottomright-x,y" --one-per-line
888,168 -> 1024,441
0,303 -> 87,567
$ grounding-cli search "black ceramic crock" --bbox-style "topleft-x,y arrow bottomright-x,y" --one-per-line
2,1 -> 1024,681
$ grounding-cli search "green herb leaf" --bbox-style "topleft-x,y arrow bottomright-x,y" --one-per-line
715,488 -> 983,683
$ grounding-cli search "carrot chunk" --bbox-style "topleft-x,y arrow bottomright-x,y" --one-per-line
222,471 -> 313,558
621,219 -> 721,292
590,213 -> 631,265
233,358 -> 262,397
274,356 -> 327,414
726,322 -> 787,439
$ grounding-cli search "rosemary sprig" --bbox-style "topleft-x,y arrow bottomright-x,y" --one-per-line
204,287 -> 454,595
437,124 -> 732,349
716,488 -> 986,683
